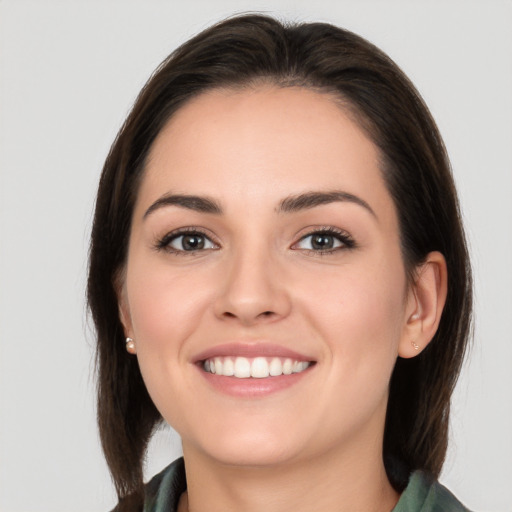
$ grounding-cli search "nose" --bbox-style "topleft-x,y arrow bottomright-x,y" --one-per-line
213,245 -> 292,326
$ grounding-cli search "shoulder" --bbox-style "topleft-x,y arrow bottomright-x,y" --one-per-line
393,471 -> 473,512
144,457 -> 187,512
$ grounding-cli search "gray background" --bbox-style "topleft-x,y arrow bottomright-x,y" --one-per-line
0,1 -> 511,511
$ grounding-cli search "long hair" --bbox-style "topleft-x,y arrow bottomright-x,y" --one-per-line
87,14 -> 472,509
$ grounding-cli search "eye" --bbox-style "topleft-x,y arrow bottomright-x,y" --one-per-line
293,228 -> 354,253
157,230 -> 218,253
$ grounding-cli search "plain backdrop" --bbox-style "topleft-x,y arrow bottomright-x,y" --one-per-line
0,1 -> 511,511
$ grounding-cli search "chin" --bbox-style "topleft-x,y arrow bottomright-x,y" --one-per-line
203,443 -> 298,468
184,421 -> 308,468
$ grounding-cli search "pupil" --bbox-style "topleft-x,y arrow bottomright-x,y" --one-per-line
182,235 -> 204,250
312,234 -> 333,250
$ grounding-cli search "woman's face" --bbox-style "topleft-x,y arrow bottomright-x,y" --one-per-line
120,87 -> 418,467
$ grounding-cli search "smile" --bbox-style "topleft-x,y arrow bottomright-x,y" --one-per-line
203,356 -> 312,378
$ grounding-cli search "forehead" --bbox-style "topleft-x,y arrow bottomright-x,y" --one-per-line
138,86 -> 393,222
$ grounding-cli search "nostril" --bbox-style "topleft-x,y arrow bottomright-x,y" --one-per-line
222,310 -> 274,319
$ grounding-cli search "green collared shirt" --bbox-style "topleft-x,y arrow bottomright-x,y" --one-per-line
142,458 -> 471,512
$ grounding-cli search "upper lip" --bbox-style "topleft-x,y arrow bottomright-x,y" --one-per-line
193,342 -> 316,363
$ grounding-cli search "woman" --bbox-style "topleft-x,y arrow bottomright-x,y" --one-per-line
88,14 -> 472,512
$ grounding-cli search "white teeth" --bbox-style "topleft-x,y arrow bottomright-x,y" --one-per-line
269,357 -> 282,376
234,357 -> 251,378
293,361 -> 309,373
251,357 -> 269,378
203,356 -> 311,378
223,357 -> 234,376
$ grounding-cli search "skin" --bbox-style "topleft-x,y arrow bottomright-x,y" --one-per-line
119,86 -> 447,512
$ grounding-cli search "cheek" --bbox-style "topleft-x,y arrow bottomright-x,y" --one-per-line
124,262 -> 217,423
296,257 -> 406,367
125,260 -> 215,357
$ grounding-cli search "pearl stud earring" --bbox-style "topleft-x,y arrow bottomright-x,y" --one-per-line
125,337 -> 136,354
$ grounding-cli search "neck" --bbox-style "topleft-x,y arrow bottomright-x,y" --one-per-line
180,438 -> 399,512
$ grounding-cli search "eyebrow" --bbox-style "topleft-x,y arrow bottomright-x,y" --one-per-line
143,190 -> 376,219
277,190 -> 376,218
143,194 -> 222,219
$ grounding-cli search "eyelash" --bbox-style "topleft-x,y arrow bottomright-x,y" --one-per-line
293,227 -> 356,255
154,227 -> 219,256
154,226 -> 356,256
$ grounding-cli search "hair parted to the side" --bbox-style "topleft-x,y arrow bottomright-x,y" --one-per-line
87,14 -> 472,511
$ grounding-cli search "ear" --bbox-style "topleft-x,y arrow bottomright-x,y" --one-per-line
118,297 -> 134,338
118,291 -> 137,355
399,251 -> 448,359
115,273 -> 135,346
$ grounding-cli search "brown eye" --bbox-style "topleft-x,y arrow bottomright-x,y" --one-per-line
181,234 -> 205,251
167,233 -> 215,252
310,234 -> 336,250
295,231 -> 345,251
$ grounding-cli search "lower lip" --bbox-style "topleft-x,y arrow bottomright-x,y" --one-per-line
197,365 -> 313,398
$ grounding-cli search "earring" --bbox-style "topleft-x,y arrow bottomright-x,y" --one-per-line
411,340 -> 420,351
125,337 -> 136,354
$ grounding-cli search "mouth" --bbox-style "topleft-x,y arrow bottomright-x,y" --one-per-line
193,343 -> 316,396
202,356 -> 313,378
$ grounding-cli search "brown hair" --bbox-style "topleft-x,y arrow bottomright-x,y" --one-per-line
88,14 -> 472,510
